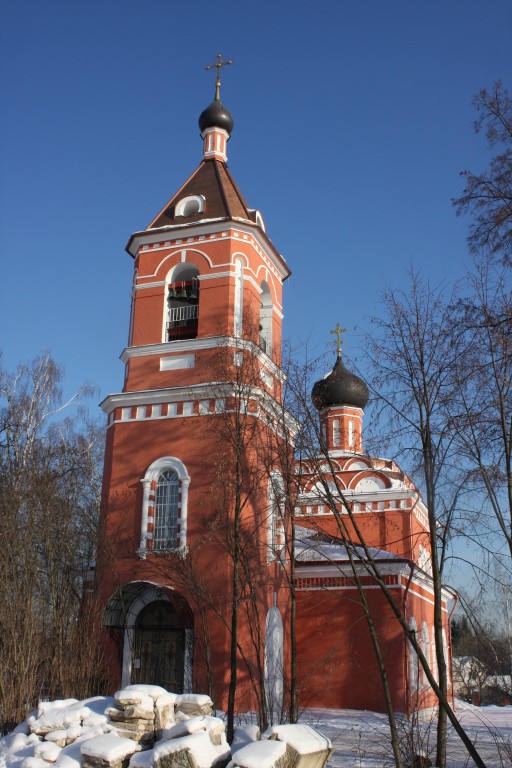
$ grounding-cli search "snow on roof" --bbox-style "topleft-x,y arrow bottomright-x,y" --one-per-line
294,526 -> 401,563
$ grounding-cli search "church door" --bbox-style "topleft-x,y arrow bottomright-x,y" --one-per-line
132,600 -> 185,692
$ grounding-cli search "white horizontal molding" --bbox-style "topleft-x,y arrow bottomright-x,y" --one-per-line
101,381 -> 284,416
120,335 -> 284,379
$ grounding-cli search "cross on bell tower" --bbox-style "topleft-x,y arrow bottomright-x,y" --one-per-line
330,323 -> 347,357
205,53 -> 233,100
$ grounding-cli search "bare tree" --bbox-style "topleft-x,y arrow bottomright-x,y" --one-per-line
282,336 -> 487,767
0,353 -> 106,730
453,80 -> 512,265
364,274 -> 475,768
449,257 -> 512,569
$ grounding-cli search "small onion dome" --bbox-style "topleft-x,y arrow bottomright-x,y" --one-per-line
312,355 -> 369,411
198,96 -> 234,136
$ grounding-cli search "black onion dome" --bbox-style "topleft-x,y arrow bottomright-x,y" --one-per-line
312,356 -> 369,411
198,97 -> 234,135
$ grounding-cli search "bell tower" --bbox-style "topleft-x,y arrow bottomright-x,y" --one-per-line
96,68 -> 292,708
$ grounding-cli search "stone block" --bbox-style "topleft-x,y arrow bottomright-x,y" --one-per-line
81,733 -> 141,768
111,720 -> 154,732
229,740 -> 286,768
265,725 -> 333,768
175,695 -> 213,717
154,693 -> 178,734
108,707 -> 155,723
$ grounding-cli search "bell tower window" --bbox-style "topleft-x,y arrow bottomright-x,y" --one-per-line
165,264 -> 200,342
259,281 -> 273,354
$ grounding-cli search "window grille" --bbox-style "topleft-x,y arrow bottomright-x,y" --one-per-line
154,470 -> 179,550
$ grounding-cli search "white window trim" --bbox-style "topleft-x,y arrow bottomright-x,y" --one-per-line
175,195 -> 205,217
409,617 -> 419,691
268,471 -> 285,563
138,456 -> 190,558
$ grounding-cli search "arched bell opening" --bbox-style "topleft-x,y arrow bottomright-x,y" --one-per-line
165,264 -> 200,342
103,582 -> 194,692
259,281 -> 273,355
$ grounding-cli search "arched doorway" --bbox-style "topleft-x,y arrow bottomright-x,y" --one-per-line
132,600 -> 185,692
102,581 -> 194,692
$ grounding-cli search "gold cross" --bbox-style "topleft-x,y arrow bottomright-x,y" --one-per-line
330,323 -> 347,356
205,53 -> 233,91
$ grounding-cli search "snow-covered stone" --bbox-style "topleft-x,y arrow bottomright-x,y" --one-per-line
231,726 -> 260,752
153,694 -> 178,734
265,725 -> 331,756
80,734 -> 140,768
151,732 -> 229,768
33,742 -> 61,763
113,695 -> 154,715
118,688 -> 167,702
229,740 -> 286,768
163,717 -> 225,747
263,725 -> 332,768
20,757 -> 47,768
174,696 -> 213,717
29,700 -> 114,737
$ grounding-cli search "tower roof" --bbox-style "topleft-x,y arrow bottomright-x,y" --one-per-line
146,157 -> 256,229
312,354 -> 369,411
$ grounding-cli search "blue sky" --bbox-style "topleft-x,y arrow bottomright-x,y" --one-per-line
1,0 -> 510,408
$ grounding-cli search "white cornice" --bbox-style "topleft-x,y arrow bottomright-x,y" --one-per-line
127,219 -> 291,281
100,380 -> 295,431
298,488 -> 416,504
120,335 -> 284,379
295,561 -> 453,604
100,382 -> 229,412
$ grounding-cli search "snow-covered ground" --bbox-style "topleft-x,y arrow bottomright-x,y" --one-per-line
1,695 -> 510,768
303,700 -> 512,767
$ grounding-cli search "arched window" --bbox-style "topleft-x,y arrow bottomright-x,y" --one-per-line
259,281 -> 273,354
154,470 -> 179,550
348,419 -> 354,449
165,264 -> 200,342
431,626 -> 438,683
234,258 -> 243,337
264,606 -> 284,717
139,457 -> 190,557
409,617 -> 419,691
421,621 -> 430,688
333,419 -> 340,446
268,471 -> 285,562
175,195 -> 205,217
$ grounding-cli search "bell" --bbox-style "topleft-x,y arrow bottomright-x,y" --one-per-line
189,279 -> 198,300
178,282 -> 188,298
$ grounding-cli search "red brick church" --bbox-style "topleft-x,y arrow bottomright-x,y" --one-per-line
95,69 -> 453,718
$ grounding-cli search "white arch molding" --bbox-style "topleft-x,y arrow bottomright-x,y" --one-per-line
139,457 -> 190,557
120,586 -> 193,691
408,617 -> 419,692
264,606 -> 284,717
